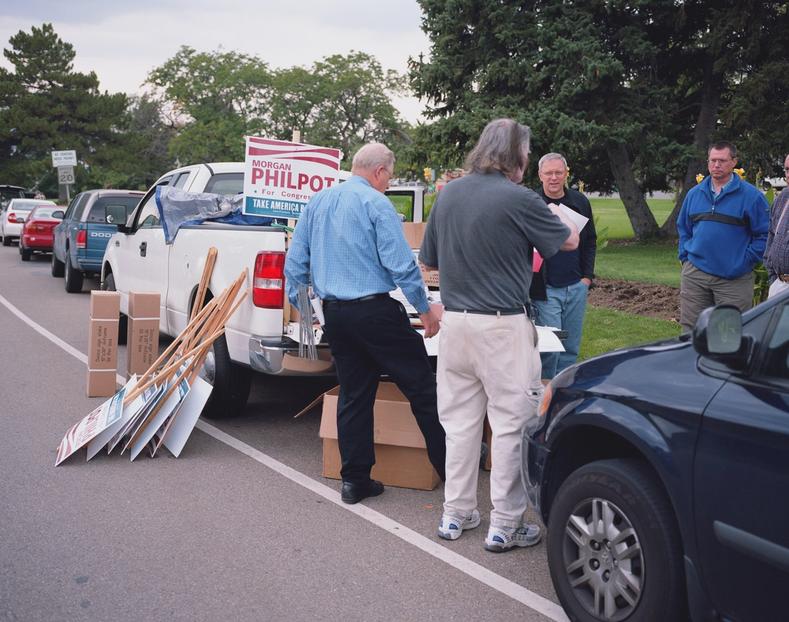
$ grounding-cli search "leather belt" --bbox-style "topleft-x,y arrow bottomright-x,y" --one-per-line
779,274 -> 789,283
322,293 -> 390,306
444,307 -> 527,317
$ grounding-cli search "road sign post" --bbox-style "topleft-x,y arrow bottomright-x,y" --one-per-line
52,150 -> 77,202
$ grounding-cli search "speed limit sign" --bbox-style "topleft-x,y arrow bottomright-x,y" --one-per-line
58,166 -> 75,185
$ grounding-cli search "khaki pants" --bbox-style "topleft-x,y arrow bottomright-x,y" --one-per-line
680,262 -> 754,332
437,311 -> 543,528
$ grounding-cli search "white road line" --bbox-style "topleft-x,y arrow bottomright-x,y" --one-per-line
0,291 -> 568,622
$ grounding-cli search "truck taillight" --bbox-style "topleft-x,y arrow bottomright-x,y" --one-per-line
253,251 -> 285,308
7,213 -> 17,223
76,229 -> 87,249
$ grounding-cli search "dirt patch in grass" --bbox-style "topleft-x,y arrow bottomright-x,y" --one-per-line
589,278 -> 680,322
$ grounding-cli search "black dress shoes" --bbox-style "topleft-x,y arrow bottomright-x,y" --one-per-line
340,479 -> 385,504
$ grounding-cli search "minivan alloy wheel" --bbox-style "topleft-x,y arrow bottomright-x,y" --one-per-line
563,497 -> 643,620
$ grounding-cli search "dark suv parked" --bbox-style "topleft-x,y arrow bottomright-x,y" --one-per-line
525,290 -> 788,622
52,189 -> 143,292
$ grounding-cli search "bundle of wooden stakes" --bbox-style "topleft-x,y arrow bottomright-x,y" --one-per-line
54,248 -> 250,465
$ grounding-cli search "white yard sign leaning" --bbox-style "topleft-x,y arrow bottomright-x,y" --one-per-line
243,137 -> 342,220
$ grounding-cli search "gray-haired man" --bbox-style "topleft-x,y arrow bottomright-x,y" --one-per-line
420,119 -> 578,552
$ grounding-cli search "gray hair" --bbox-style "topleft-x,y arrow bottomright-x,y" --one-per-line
351,143 -> 395,172
464,118 -> 530,177
538,152 -> 568,172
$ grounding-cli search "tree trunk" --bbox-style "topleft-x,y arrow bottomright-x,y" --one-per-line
661,57 -> 723,237
606,142 -> 661,239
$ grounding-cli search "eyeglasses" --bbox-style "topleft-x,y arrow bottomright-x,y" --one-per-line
542,171 -> 567,178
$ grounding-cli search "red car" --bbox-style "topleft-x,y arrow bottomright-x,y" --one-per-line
19,205 -> 65,261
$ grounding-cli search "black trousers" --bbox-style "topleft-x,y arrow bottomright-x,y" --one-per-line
322,296 -> 446,485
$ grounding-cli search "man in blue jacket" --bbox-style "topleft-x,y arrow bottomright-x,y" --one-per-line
677,141 -> 770,331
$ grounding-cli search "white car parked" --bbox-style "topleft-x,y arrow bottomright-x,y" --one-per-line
1,198 -> 57,246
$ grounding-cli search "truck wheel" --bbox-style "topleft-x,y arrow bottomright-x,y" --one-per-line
20,245 -> 32,261
102,272 -> 127,345
547,459 -> 686,622
200,334 -> 252,419
2,235 -> 10,247
64,253 -> 84,293
51,251 -> 65,277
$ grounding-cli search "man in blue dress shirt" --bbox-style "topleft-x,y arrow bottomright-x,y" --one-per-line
285,142 -> 445,504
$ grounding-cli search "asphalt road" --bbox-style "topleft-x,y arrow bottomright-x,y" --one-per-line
0,243 -> 566,622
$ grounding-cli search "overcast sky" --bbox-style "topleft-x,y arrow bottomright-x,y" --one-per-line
0,0 -> 431,122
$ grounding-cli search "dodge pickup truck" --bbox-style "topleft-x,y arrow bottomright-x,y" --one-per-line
101,162 -> 431,419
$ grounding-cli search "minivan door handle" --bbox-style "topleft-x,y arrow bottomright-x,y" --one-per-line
139,241 -> 147,257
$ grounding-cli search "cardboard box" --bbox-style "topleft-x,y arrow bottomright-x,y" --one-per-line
402,222 -> 426,249
88,319 -> 119,370
127,318 -> 159,375
90,291 -> 120,319
86,369 -> 117,397
420,266 -> 439,288
128,292 -> 159,319
319,383 -> 441,491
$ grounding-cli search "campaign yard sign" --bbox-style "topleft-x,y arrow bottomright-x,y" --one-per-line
243,137 -> 342,219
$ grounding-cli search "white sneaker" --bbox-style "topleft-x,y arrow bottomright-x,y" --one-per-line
484,523 -> 542,552
437,509 -> 481,540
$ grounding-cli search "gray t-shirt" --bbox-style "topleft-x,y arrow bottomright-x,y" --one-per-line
419,171 -> 570,311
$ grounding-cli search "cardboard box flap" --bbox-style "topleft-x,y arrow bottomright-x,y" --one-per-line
402,222 -> 426,250
90,291 -> 120,319
319,383 -> 428,449
128,292 -> 160,318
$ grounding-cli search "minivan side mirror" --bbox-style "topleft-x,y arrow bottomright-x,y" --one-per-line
693,304 -> 749,369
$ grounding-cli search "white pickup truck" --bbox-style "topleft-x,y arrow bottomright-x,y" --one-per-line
101,162 -> 430,418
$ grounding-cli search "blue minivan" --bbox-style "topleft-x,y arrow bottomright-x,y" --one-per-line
52,189 -> 143,292
526,290 -> 788,621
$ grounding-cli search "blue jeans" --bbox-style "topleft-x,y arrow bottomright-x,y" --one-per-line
533,280 -> 589,379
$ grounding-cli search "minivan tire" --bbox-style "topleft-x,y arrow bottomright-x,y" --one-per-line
64,253 -> 84,293
547,458 -> 686,622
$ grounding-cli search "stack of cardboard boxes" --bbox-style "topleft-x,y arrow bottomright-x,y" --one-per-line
86,290 -> 161,397
126,292 -> 160,376
87,292 -> 120,397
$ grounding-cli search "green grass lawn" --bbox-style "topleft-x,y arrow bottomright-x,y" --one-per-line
581,198 -> 682,358
591,197 -> 674,239
595,240 -> 681,287
579,306 -> 681,361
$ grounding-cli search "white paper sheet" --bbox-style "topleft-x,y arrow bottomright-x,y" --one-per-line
162,376 -> 213,458
129,377 -> 190,461
551,202 -> 589,232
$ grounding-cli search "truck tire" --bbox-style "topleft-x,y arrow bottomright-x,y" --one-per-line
64,253 -> 84,293
547,458 -> 686,622
200,334 -> 252,419
102,272 -> 127,345
2,235 -> 10,247
51,251 -> 65,277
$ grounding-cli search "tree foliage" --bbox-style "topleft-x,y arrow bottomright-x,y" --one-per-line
411,1 -> 789,239
0,23 -> 131,196
147,48 -> 410,167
